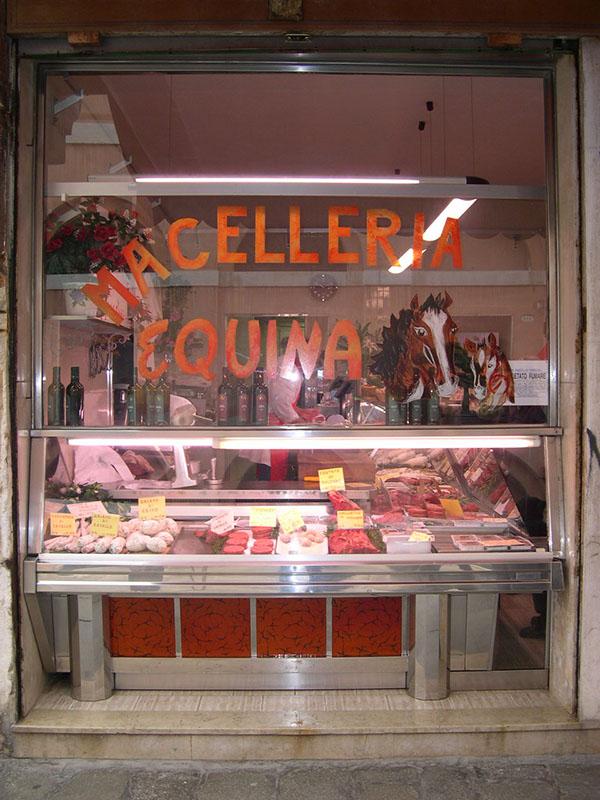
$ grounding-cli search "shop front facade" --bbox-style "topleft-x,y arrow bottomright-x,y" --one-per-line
1,3 -> 600,758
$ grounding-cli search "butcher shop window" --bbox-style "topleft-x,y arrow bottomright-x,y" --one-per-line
41,69 -> 552,429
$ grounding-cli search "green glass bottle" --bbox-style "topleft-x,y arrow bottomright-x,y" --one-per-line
127,368 -> 146,426
66,366 -> 84,426
155,374 -> 171,426
144,380 -> 157,427
47,366 -> 65,426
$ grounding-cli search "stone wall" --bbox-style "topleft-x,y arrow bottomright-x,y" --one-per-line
0,13 -> 17,751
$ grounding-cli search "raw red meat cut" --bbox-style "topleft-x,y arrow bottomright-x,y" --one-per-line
328,490 -> 361,511
329,529 -> 379,555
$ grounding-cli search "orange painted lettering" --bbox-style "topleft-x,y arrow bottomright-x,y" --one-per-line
174,318 -> 217,380
324,320 -> 362,379
411,212 -> 425,269
255,206 -> 285,264
122,240 -> 171,298
328,206 -> 359,264
82,265 -> 140,325
226,319 -> 261,379
289,206 -> 319,264
137,320 -> 169,382
366,209 -> 401,266
280,320 -> 322,381
217,206 -> 247,264
430,218 -> 463,268
266,319 -> 278,380
168,217 -> 209,270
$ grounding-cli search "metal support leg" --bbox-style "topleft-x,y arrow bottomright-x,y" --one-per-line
408,594 -> 450,700
68,594 -> 113,701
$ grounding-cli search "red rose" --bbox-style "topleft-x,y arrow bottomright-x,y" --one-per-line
60,224 -> 74,237
75,227 -> 88,241
86,248 -> 101,261
93,225 -> 117,242
47,238 -> 62,252
100,242 -> 117,260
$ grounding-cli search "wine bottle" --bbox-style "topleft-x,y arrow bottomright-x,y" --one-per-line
155,374 -> 171,426
66,366 -> 84,426
427,390 -> 441,424
127,368 -> 146,426
144,380 -> 156,427
252,369 -> 269,425
47,366 -> 65,426
217,367 -> 233,425
236,380 -> 251,426
385,390 -> 401,425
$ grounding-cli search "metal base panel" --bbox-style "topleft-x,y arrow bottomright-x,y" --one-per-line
112,656 -> 408,691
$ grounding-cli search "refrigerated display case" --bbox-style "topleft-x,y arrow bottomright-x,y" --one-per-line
24,429 -> 563,700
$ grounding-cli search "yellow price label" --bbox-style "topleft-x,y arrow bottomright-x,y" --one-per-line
318,467 -> 345,492
50,513 -> 76,536
90,514 -> 120,537
249,506 -> 277,528
440,499 -> 464,519
138,496 -> 167,520
278,509 -> 305,535
337,509 -> 365,529
408,530 -> 431,542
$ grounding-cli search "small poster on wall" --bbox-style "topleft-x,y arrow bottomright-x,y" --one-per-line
507,361 -> 549,406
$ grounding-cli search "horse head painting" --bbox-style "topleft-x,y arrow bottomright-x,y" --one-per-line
464,333 -> 515,416
370,292 -> 459,403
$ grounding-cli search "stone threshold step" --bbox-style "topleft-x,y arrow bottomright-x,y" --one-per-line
12,726 -> 600,761
13,704 -> 580,737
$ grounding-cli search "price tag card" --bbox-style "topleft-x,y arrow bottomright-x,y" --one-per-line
408,530 -> 432,542
90,514 -> 120,537
337,509 -> 365,529
68,501 -> 107,519
440,499 -> 464,519
249,506 -> 277,528
50,513 -> 76,536
278,509 -> 305,535
209,510 -> 235,535
138,496 -> 166,520
318,467 -> 346,492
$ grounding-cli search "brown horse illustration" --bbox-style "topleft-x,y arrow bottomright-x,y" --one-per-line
464,334 -> 515,415
371,292 -> 459,403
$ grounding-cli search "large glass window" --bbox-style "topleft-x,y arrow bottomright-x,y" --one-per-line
41,70 -> 550,429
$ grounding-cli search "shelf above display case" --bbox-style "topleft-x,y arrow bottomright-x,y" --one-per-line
30,425 -> 558,447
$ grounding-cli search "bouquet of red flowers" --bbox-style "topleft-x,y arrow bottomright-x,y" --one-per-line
45,199 -> 153,275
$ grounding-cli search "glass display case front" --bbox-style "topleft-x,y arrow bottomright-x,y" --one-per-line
36,438 -> 548,561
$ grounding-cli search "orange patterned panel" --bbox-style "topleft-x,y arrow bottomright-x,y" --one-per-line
181,598 -> 251,658
332,597 -> 403,657
256,598 -> 326,657
108,598 -> 175,657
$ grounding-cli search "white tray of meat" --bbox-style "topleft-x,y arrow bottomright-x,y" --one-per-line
384,531 -> 433,554
276,525 -> 328,556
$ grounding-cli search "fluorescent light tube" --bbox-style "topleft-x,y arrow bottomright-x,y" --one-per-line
217,436 -> 540,450
135,175 -> 421,185
68,438 -> 214,448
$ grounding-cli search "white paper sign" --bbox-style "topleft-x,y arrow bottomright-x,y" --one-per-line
508,360 -> 548,406
209,509 -> 235,535
67,501 -> 108,518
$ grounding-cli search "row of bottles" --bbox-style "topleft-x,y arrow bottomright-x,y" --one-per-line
47,366 -> 84,426
385,391 -> 441,425
217,368 -> 269,425
126,369 -> 171,426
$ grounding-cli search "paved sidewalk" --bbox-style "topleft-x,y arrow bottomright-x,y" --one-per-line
1,755 -> 600,799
